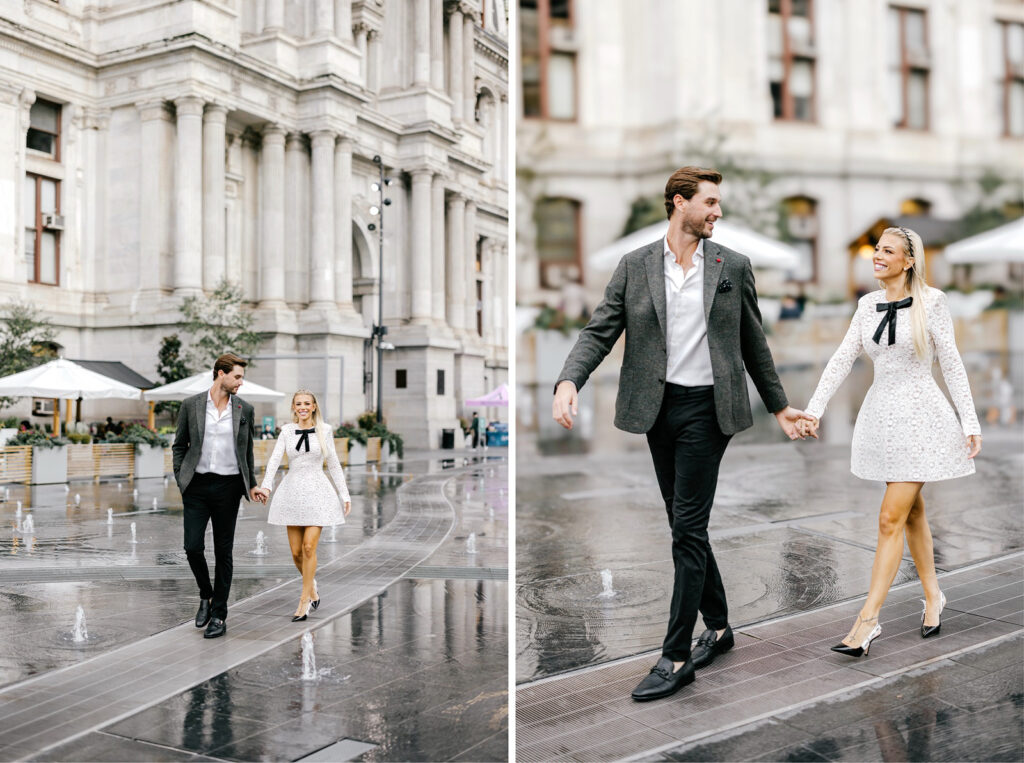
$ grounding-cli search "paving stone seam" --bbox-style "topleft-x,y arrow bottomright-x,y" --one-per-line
0,465 -> 474,760
516,550 -> 1023,691
615,629 -> 1023,763
93,728 -> 233,762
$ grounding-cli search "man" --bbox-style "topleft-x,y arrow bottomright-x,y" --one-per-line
553,167 -> 812,701
172,353 -> 264,639
470,412 -> 481,449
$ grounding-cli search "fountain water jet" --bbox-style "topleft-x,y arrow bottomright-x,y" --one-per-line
74,493 -> 80,506
597,569 -> 616,599
72,605 -> 88,643
466,533 -> 477,554
152,497 -> 158,510
250,531 -> 269,556
129,522 -> 137,544
107,508 -> 113,524
21,515 -> 34,535
301,631 -> 317,681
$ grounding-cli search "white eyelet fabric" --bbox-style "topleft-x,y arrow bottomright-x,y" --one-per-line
260,422 -> 350,526
806,287 -> 981,483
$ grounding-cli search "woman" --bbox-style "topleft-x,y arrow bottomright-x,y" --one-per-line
800,227 -> 981,656
257,390 -> 351,621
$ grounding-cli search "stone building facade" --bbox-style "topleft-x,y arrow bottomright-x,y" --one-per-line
517,0 -> 1024,308
1,0 -> 509,448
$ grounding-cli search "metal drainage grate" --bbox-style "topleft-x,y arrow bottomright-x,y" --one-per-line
298,738 -> 378,761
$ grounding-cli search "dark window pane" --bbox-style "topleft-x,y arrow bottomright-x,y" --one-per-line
770,81 -> 784,118
395,369 -> 407,389
436,369 -> 445,396
549,0 -> 570,19
519,0 -> 537,8
791,0 -> 810,18
26,128 -> 54,155
520,5 -> 542,116
29,100 -> 59,133
535,198 -> 578,264
768,0 -> 781,13
907,69 -> 927,129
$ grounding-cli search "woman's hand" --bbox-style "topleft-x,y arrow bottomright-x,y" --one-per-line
795,415 -> 819,439
344,500 -> 351,516
966,435 -> 982,459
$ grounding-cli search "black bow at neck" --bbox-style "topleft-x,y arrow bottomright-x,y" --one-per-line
295,427 -> 316,452
873,297 -> 913,346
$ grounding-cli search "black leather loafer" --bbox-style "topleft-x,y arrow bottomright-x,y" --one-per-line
195,599 -> 212,629
691,625 -> 734,669
204,617 -> 226,639
631,657 -> 695,701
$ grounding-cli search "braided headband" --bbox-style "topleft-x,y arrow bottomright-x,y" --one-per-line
897,227 -> 915,259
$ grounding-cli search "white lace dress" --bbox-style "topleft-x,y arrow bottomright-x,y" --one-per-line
260,423 -> 350,526
806,287 -> 981,482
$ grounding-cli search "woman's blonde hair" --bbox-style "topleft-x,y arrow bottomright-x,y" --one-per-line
291,389 -> 329,464
880,226 -> 929,359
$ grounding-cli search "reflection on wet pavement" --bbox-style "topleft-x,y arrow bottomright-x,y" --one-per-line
516,440 -> 1022,681
657,635 -> 1024,762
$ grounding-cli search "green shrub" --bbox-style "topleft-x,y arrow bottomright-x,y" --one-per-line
67,433 -> 92,444
103,423 -> 168,451
7,431 -> 69,448
334,423 -> 367,446
1,416 -> 19,428
356,410 -> 377,430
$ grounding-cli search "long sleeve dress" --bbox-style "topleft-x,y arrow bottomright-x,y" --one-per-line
260,422 -> 350,526
805,287 -> 981,483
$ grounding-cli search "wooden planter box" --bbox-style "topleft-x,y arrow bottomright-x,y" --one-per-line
365,436 -> 382,462
32,445 -> 67,484
135,444 -> 165,480
333,438 -> 348,466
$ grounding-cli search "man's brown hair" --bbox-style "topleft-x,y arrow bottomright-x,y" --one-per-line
664,166 -> 723,219
213,353 -> 247,380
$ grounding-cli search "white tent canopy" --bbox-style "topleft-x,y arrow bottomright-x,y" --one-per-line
143,373 -> 286,402
589,219 -> 803,271
0,358 -> 142,400
465,383 -> 509,408
944,218 -> 1024,264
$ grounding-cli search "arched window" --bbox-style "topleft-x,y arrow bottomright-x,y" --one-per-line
782,196 -> 817,283
534,197 -> 581,289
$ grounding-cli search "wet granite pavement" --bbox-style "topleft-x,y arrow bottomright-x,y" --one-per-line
0,451 -> 508,762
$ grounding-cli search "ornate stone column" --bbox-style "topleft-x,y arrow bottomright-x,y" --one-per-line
259,125 -> 286,308
431,175 -> 447,323
202,103 -> 228,291
285,132 -> 306,304
314,0 -> 334,36
463,11 -> 475,124
367,30 -> 381,92
173,96 -> 204,297
354,23 -> 369,84
309,130 -> 336,309
446,192 -> 466,330
464,199 -> 477,334
137,100 -> 171,296
413,0 -> 431,86
410,168 -> 433,323
448,3 -> 464,124
333,136 -> 355,309
430,0 -> 445,90
335,0 -> 353,41
264,0 -> 284,32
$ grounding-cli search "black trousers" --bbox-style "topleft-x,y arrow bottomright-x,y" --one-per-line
182,472 -> 244,620
645,384 -> 732,662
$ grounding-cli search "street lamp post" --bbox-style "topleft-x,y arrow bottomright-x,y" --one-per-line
368,155 -> 392,424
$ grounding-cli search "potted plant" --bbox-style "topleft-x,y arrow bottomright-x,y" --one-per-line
335,423 -> 367,466
104,424 -> 169,480
0,415 -> 18,447
8,430 -> 70,484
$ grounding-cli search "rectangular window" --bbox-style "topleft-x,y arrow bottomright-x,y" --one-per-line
436,369 -> 445,396
996,21 -> 1024,137
24,173 -> 60,286
535,197 -> 581,289
767,0 -> 816,122
476,280 -> 484,336
890,7 -> 930,130
395,369 -> 407,389
27,99 -> 61,160
519,0 -> 576,120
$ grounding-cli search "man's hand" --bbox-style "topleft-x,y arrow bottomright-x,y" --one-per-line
249,487 -> 269,504
774,406 -> 817,440
552,381 -> 579,430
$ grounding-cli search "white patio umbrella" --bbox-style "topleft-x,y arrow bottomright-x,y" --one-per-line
589,219 -> 803,271
944,218 -> 1024,264
143,373 -> 286,402
0,358 -> 142,434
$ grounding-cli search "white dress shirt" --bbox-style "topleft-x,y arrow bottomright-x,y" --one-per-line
195,391 -> 240,476
664,237 -> 715,386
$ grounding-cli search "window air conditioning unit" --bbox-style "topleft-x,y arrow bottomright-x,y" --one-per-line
42,213 -> 65,230
33,398 -> 55,415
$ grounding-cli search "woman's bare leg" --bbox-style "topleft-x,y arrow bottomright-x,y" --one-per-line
903,490 -> 943,626
298,525 -> 322,613
286,525 -> 304,573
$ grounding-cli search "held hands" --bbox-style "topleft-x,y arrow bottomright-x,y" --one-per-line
775,406 -> 818,440
249,487 -> 270,504
343,500 -> 352,516
552,381 -> 579,430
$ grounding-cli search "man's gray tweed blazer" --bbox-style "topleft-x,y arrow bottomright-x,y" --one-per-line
556,239 -> 789,436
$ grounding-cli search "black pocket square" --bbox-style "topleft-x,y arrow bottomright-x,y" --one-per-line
717,279 -> 732,293
240,417 -> 247,425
